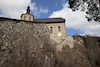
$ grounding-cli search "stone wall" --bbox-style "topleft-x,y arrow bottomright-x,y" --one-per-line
0,17 -> 55,67
46,22 -> 66,41
21,14 -> 34,21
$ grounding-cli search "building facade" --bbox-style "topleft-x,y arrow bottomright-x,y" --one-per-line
21,6 -> 66,40
21,6 -> 34,21
46,22 -> 66,40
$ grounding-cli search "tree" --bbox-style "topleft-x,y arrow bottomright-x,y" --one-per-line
69,0 -> 100,22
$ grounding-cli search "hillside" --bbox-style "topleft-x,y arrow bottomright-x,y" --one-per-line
83,36 -> 100,67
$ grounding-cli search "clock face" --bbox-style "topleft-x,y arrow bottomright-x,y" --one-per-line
57,33 -> 62,37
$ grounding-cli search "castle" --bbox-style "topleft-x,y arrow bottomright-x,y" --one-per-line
21,6 -> 66,40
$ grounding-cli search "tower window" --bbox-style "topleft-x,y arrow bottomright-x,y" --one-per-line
50,27 -> 53,33
29,16 -> 31,21
58,26 -> 61,32
24,16 -> 26,20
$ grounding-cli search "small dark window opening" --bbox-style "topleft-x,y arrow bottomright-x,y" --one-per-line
58,26 -> 61,32
55,60 -> 58,64
29,16 -> 31,21
98,39 -> 100,42
24,16 -> 26,20
99,44 -> 100,48
95,61 -> 98,66
50,27 -> 53,33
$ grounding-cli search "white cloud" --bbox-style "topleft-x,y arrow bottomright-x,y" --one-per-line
49,2 -> 100,36
39,6 -> 48,14
32,6 -> 48,17
0,0 -> 48,19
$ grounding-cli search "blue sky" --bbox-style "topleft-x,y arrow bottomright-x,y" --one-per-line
31,0 -> 68,18
0,0 -> 100,36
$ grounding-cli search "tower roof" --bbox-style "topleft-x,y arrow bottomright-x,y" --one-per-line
26,6 -> 30,14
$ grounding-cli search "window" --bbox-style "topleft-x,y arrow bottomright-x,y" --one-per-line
50,27 -> 53,33
58,26 -> 61,32
24,16 -> 26,20
29,16 -> 31,21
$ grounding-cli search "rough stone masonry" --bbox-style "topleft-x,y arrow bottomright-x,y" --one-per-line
0,17 -> 56,67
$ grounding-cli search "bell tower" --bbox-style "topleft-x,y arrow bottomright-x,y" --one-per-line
21,6 -> 34,21
26,6 -> 30,14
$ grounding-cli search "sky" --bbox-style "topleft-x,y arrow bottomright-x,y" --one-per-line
0,0 -> 100,36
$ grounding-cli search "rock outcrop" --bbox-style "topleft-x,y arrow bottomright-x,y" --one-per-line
54,36 -> 91,67
83,36 -> 100,67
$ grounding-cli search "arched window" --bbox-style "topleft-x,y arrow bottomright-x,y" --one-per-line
50,27 -> 53,33
24,16 -> 26,20
58,26 -> 61,32
29,16 -> 31,21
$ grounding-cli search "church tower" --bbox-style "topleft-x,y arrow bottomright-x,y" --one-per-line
21,6 -> 34,21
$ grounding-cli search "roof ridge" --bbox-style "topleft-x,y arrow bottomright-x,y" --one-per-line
35,17 -> 65,20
